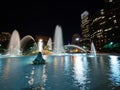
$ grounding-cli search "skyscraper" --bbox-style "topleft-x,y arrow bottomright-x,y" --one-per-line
90,0 -> 120,52
81,11 -> 91,49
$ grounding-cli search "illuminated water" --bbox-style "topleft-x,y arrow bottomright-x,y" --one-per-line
53,25 -> 65,54
7,31 -> 37,56
0,54 -> 120,90
90,42 -> 96,56
20,35 -> 36,53
47,37 -> 52,51
7,30 -> 21,56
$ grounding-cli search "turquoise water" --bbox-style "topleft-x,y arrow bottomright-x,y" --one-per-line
0,54 -> 120,90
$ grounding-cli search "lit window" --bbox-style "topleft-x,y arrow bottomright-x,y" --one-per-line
100,9 -> 104,15
101,16 -> 105,19
113,20 -> 117,24
109,0 -> 113,2
109,17 -> 112,20
113,15 -> 115,18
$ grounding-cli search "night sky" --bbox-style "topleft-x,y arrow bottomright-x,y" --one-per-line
6,0 -> 105,42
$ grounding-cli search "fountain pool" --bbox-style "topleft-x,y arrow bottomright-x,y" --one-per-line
0,54 -> 120,90
1,26 -> 120,90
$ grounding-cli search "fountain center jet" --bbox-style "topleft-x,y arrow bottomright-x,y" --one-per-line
53,25 -> 65,54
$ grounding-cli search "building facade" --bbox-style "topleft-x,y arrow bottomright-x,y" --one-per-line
89,0 -> 120,53
81,11 -> 91,50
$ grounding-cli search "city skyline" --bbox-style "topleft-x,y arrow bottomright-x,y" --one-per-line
6,0 -> 105,42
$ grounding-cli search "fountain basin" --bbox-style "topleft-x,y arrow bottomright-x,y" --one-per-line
0,53 -> 120,90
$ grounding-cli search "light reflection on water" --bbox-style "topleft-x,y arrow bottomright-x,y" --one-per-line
108,55 -> 120,86
0,54 -> 120,90
72,56 -> 88,90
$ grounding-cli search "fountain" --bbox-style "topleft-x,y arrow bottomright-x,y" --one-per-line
20,35 -> 37,55
47,37 -> 52,51
6,30 -> 37,56
20,35 -> 36,50
90,42 -> 96,56
0,25 -> 120,90
53,25 -> 65,54
38,39 -> 43,52
7,30 -> 21,56
33,52 -> 46,64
